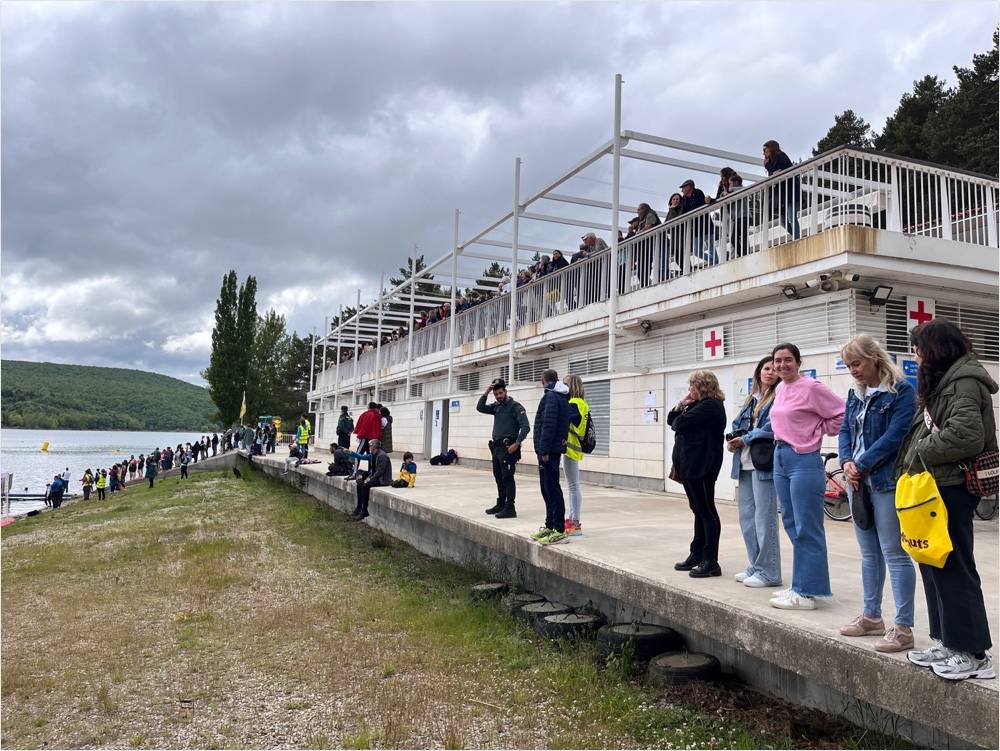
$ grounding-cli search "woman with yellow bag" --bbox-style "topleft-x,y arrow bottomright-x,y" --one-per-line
896,320 -> 997,681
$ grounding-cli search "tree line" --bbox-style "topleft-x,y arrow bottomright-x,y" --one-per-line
813,32 -> 997,175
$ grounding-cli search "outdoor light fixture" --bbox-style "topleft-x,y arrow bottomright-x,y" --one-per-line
781,285 -> 800,300
639,320 -> 653,334
868,285 -> 893,312
547,343 -> 560,351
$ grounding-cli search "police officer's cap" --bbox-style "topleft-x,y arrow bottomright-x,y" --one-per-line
491,378 -> 507,390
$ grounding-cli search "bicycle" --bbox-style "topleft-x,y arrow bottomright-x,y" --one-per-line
822,452 -> 852,522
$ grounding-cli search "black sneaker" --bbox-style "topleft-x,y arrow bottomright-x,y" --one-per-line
485,502 -> 503,515
495,503 -> 517,519
357,510 -> 369,521
689,561 -> 722,578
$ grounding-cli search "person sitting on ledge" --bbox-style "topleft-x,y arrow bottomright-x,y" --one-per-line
354,440 -> 391,521
327,444 -> 353,476
391,452 -> 418,488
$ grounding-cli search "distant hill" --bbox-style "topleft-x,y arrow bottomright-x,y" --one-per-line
1,360 -> 218,431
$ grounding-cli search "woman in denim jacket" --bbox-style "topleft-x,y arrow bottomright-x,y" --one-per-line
728,356 -> 782,587
837,335 -> 916,653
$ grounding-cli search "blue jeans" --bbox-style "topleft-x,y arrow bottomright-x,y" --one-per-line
851,483 -> 916,626
773,443 -> 831,597
564,457 -> 582,521
736,470 -> 782,584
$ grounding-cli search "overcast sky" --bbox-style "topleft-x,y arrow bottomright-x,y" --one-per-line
2,1 -> 994,384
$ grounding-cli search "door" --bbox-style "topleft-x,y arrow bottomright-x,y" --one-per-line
426,399 -> 449,457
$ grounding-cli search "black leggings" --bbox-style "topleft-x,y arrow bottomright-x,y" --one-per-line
148,477 -> 154,489
97,488 -> 106,500
681,477 -> 721,564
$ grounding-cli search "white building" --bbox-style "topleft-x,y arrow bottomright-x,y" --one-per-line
308,77 -> 999,501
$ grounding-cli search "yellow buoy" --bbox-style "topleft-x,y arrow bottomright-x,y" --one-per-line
41,441 -> 49,452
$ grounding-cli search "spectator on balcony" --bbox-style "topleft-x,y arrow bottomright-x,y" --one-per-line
665,193 -> 683,221
498,275 -> 511,294
534,255 -> 551,279
417,311 -> 428,330
549,249 -> 569,273
637,202 -> 661,231
679,179 -> 716,265
716,167 -> 737,200
573,232 -> 608,263
727,173 -> 751,258
428,307 -> 440,325
763,139 -> 801,240
679,179 -> 706,213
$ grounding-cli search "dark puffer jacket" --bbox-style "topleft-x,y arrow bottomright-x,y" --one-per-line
668,398 -> 727,481
533,382 -> 571,456
895,354 -> 999,487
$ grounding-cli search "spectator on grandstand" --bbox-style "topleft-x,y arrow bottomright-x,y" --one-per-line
637,202 -> 661,232
679,179 -> 715,264
665,193 -> 683,221
763,139 -> 801,240
535,255 -> 551,278
716,167 -> 737,200
727,173 -> 751,257
573,232 -> 608,263
679,180 -> 706,213
418,311 -> 428,329
549,250 -> 569,273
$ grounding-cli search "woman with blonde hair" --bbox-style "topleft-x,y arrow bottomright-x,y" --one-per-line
668,369 -> 728,578
836,334 -> 917,651
728,355 -> 782,588
563,374 -> 589,536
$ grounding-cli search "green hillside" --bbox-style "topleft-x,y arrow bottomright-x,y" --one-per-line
1,360 -> 218,431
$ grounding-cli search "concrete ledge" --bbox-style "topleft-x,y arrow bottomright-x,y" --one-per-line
247,452 -> 998,749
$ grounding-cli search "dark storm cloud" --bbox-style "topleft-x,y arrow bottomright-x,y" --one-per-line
2,1 -> 994,382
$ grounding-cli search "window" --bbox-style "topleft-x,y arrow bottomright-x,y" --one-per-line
585,380 -> 611,456
568,354 -> 609,376
379,387 -> 397,403
457,372 -> 481,392
514,358 -> 549,383
409,382 -> 424,398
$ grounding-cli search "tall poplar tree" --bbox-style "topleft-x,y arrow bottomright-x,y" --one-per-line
203,271 -> 241,425
234,275 -> 258,419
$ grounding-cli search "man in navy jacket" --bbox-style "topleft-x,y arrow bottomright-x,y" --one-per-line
533,369 -> 572,541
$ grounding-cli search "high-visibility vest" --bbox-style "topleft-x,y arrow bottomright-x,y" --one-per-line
96,474 -> 107,489
298,422 -> 310,444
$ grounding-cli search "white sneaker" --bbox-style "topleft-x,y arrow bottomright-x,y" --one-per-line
770,591 -> 815,610
907,640 -> 953,667
734,571 -> 749,583
744,574 -> 782,588
931,652 -> 996,681
769,586 -> 793,601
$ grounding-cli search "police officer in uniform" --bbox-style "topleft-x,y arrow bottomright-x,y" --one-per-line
477,378 -> 531,519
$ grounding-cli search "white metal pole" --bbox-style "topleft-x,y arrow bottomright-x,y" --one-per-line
607,73 -> 622,373
447,208 -> 460,394
508,157 -> 521,385
335,305 -> 343,409
406,246 -> 417,399
321,315 -> 329,392
374,272 -> 385,402
309,325 -> 317,395
352,288 -> 361,407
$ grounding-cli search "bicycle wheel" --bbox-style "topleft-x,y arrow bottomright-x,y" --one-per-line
975,494 -> 998,521
823,470 -> 852,522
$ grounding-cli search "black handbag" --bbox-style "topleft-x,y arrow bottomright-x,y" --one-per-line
851,481 -> 875,530
749,439 -> 774,472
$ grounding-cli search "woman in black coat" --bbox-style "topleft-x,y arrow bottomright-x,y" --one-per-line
668,369 -> 728,578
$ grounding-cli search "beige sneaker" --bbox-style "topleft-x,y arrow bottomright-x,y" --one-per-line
840,614 -> 885,636
875,625 -> 914,653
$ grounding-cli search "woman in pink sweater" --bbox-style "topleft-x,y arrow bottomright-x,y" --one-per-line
768,342 -> 845,610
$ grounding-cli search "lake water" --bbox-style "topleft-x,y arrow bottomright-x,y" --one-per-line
1,428 -> 218,515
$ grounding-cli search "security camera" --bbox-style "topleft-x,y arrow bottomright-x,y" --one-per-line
639,320 -> 653,334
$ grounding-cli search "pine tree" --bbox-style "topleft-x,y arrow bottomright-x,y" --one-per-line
813,110 -> 873,155
925,32 -> 999,175
202,271 -> 241,426
874,75 -> 948,160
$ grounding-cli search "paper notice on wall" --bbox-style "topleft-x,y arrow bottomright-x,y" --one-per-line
643,408 -> 658,424
644,391 -> 656,408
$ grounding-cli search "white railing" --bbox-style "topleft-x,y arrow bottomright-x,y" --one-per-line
314,148 -> 997,396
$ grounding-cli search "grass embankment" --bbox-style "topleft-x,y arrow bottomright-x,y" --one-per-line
2,470 -> 908,749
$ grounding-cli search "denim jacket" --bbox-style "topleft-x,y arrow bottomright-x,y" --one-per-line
838,379 -> 915,492
729,398 -> 775,481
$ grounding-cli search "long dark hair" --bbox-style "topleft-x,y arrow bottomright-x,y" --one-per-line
910,319 -> 973,407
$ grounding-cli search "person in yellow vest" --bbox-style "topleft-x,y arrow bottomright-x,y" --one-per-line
95,469 -> 108,501
80,468 -> 94,501
296,415 -> 311,459
563,374 -> 590,536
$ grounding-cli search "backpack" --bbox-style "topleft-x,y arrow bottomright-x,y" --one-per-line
580,413 -> 597,455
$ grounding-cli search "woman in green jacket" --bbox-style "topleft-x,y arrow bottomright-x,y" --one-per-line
563,374 -> 589,536
896,319 -> 997,681
145,457 -> 158,489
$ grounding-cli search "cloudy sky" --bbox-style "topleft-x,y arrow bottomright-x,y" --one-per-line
2,1 -> 994,383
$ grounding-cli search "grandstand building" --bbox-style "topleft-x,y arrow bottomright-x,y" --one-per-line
307,76 -> 999,500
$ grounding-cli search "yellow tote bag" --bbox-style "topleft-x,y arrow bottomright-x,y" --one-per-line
895,456 -> 952,568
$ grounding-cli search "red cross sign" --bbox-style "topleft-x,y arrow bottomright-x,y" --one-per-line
906,296 -> 935,327
703,328 -> 725,360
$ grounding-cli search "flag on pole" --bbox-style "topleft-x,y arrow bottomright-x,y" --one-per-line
239,390 -> 247,422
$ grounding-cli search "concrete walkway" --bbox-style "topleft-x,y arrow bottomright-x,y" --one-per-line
253,448 -> 998,747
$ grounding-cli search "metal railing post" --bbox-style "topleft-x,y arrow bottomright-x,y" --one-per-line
406,248 -> 416,399
374,272 -> 385,402
607,73 -> 622,374
334,305 -> 343,409
509,157 -> 521,384
308,326 -> 316,396
986,187 -> 999,248
352,288 -> 360,407
447,209 -> 459,394
321,316 -> 329,393
939,174 -> 953,240
888,164 -> 902,232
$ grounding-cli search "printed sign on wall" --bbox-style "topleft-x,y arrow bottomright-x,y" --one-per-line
902,359 -> 919,389
906,296 -> 935,328
702,327 -> 725,361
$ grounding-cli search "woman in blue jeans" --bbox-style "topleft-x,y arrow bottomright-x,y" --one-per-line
837,335 -> 916,652
727,356 -> 781,587
768,343 -> 845,610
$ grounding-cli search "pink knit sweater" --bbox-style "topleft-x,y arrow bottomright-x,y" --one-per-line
770,376 -> 845,453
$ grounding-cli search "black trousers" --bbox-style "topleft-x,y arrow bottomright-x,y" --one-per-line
148,477 -> 154,489
355,481 -> 384,513
97,488 -> 106,500
490,441 -> 517,505
682,476 -> 721,563
920,483 -> 993,653
537,453 -> 565,532
337,433 -> 350,448
83,486 -> 91,501
180,465 -> 189,479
